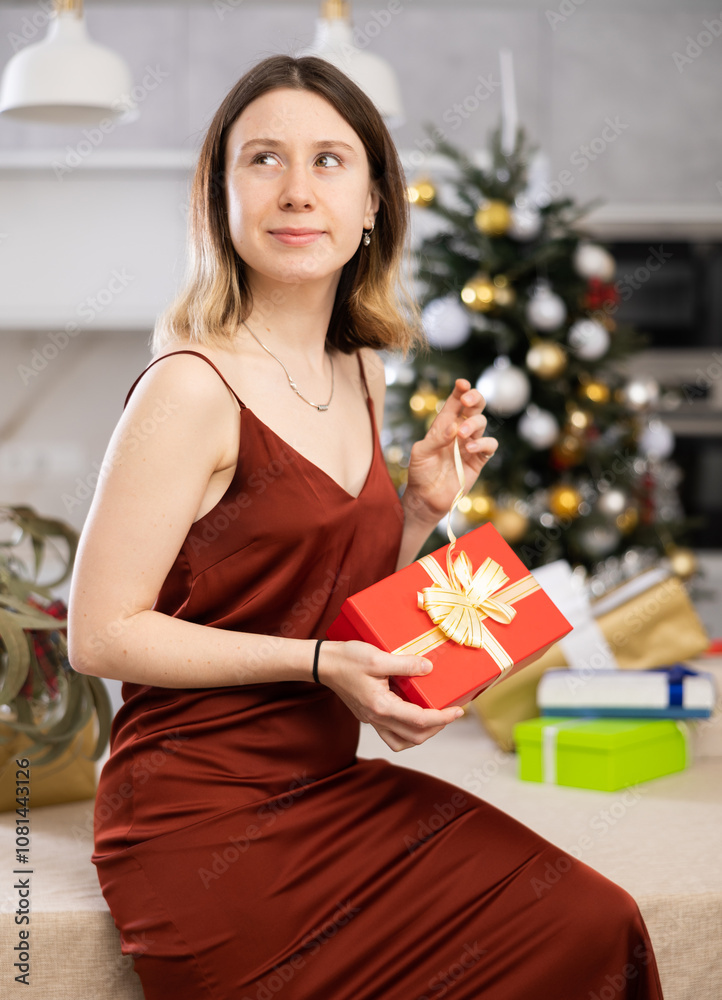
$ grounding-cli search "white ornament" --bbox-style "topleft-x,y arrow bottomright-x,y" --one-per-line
577,523 -> 621,559
595,488 -> 629,518
568,318 -> 610,360
508,204 -> 542,241
639,419 -> 675,460
526,283 -> 567,331
421,295 -> 472,350
476,356 -> 531,417
573,243 -> 616,282
620,377 -> 660,412
383,355 -> 417,386
518,405 -> 559,449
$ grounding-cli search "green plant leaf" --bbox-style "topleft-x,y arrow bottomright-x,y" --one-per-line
0,593 -> 67,630
0,504 -> 110,762
0,606 -> 31,703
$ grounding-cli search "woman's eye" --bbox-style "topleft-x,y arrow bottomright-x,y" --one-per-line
250,152 -> 341,167
251,153 -> 277,166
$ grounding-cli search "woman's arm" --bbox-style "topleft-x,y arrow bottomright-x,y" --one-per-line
357,349 -> 439,571
68,353 -> 316,687
394,493 -> 442,571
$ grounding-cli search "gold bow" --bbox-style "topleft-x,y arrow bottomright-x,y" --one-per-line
393,435 -> 539,674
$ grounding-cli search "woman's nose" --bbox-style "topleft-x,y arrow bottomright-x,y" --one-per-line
279,160 -> 316,209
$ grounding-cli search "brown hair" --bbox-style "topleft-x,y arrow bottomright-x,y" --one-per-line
151,54 -> 426,358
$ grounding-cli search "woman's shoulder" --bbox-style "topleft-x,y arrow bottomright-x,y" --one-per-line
127,342 -> 243,412
355,345 -> 386,415
356,345 -> 385,383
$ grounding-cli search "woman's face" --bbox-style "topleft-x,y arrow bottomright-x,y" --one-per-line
223,86 -> 380,293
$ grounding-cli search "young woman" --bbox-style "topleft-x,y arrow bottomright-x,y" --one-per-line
68,55 -> 664,1000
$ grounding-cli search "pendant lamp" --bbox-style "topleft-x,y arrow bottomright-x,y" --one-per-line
0,0 -> 136,126
300,0 -> 405,129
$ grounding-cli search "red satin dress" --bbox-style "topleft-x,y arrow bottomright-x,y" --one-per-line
91,349 -> 665,1000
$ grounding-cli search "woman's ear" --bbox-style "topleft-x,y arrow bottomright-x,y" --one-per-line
367,184 -> 381,220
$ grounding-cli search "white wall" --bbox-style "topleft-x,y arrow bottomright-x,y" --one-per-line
2,1 -> 721,200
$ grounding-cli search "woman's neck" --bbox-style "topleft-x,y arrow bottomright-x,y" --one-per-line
240,274 -> 342,371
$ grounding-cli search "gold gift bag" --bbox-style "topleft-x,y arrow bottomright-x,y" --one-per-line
473,574 -> 710,751
0,720 -> 97,811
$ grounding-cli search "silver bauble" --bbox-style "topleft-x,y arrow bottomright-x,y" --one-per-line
576,523 -> 621,558
476,356 -> 531,417
596,487 -> 629,518
573,243 -> 616,282
639,419 -> 675,460
517,405 -> 560,449
422,295 -> 472,350
620,377 -> 660,411
568,318 -> 610,360
525,283 -> 567,331
508,205 -> 542,241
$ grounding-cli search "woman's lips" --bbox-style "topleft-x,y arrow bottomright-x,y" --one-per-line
269,231 -> 325,246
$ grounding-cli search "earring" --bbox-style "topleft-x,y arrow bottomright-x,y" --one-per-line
362,221 -> 375,246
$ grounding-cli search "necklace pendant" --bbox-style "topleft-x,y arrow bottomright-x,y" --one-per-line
243,320 -> 334,412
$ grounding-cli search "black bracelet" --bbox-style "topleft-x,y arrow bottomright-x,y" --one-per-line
312,638 -> 324,685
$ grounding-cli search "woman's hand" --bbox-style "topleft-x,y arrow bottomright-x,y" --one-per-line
403,379 -> 498,524
317,640 -> 463,752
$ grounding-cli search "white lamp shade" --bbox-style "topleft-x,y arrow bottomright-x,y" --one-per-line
300,16 -> 405,128
0,11 -> 136,126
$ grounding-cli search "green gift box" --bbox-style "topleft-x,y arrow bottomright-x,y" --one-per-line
513,717 -> 690,791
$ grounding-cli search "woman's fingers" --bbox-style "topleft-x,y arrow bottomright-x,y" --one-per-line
373,722 -> 449,753
362,658 -> 464,736
427,380 -> 487,447
457,412 -> 487,440
465,436 -> 499,459
373,726 -> 416,752
366,687 -> 463,733
327,643 -> 464,751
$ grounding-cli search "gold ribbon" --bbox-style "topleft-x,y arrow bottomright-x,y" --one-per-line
393,435 -> 540,675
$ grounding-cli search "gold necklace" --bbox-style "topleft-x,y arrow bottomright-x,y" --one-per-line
242,320 -> 334,412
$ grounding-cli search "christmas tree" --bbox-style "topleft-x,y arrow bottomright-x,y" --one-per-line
383,123 -> 695,583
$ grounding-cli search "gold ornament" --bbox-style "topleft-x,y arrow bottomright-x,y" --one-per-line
457,489 -> 496,524
384,444 -> 405,465
616,507 -> 639,535
461,273 -> 496,312
548,484 -> 583,519
667,546 -> 698,580
566,404 -> 593,432
407,176 -> 436,208
551,433 -> 585,467
578,378 -> 610,404
525,339 -> 568,379
409,384 -> 440,417
387,464 -> 408,489
492,506 -> 529,543
474,200 -> 511,236
492,274 -> 516,308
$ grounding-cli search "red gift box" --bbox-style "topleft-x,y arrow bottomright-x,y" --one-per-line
326,522 -> 573,710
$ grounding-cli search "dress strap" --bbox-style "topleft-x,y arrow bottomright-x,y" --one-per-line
356,350 -> 371,402
123,350 -> 246,411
